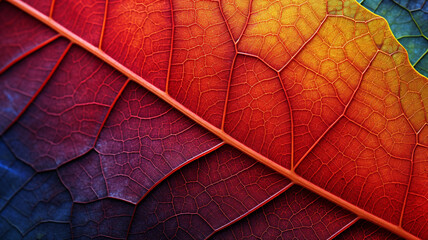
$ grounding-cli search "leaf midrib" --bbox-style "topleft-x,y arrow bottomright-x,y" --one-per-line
6,0 -> 418,239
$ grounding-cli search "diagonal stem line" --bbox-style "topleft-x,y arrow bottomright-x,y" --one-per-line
4,1 -> 420,239
220,53 -> 236,131
235,0 -> 253,44
48,0 -> 55,18
399,144 -> 417,227
277,72 -> 294,169
165,0 -> 174,93
98,0 -> 108,49
0,34 -> 60,75
327,217 -> 360,240
413,48 -> 427,67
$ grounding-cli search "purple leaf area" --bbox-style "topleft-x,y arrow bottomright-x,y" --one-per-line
95,82 -> 222,204
128,145 -> 291,239
3,45 -> 127,171
0,2 -> 56,70
335,220 -> 402,240
0,38 -> 69,134
58,150 -> 108,203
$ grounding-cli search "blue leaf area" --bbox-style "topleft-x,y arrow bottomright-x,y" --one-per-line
357,0 -> 428,77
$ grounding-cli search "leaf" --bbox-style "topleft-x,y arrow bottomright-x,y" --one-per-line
0,0 -> 427,239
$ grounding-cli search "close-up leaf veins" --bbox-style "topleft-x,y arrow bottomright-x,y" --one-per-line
0,0 -> 427,239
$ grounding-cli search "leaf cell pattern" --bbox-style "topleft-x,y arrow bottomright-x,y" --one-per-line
357,0 -> 428,77
0,0 -> 427,239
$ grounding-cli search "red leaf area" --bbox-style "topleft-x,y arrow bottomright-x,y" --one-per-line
0,0 -> 427,239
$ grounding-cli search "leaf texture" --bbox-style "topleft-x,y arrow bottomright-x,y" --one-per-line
0,0 -> 427,239
357,0 -> 428,77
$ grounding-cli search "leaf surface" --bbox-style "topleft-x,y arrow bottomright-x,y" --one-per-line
357,0 -> 428,77
0,0 -> 427,239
